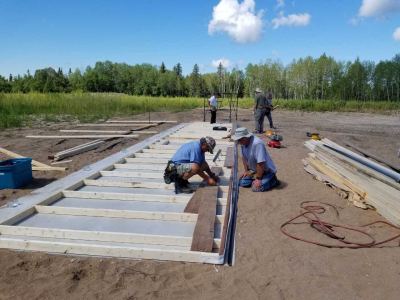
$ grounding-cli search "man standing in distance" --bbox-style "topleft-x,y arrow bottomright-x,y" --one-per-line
253,88 -> 267,133
231,127 -> 279,192
208,94 -> 218,124
265,90 -> 276,129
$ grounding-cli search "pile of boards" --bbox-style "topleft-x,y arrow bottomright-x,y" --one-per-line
304,138 -> 400,226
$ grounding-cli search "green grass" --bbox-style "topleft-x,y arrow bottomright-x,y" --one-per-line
236,98 -> 400,112
1,93 -> 399,129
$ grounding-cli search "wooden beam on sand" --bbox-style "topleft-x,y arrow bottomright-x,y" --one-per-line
60,130 -> 131,134
190,186 -> 218,252
52,140 -> 105,161
0,237 -> 220,263
107,120 -> 177,124
34,205 -> 199,222
75,123 -> 159,127
0,225 -> 194,247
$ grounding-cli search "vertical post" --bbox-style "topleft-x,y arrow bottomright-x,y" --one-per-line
203,97 -> 206,122
229,93 -> 232,123
235,94 -> 239,121
147,99 -> 151,123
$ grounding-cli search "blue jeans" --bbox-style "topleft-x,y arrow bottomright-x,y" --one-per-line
239,171 -> 278,192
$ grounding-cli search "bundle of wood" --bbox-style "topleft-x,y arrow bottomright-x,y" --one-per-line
304,138 -> 400,226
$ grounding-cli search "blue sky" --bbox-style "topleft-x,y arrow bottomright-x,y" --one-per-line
0,0 -> 399,77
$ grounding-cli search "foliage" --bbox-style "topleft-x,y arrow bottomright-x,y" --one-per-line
2,53 -> 400,102
1,93 -> 398,129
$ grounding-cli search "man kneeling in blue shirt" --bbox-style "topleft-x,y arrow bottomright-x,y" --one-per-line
231,127 -> 279,192
169,136 -> 220,193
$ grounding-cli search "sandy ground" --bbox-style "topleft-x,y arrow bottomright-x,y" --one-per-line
0,108 -> 399,300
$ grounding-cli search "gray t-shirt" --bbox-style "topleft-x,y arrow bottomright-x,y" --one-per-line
241,136 -> 277,174
254,94 -> 268,110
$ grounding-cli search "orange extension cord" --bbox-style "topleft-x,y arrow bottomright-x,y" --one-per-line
280,201 -> 400,248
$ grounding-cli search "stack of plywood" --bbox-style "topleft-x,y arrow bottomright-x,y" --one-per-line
304,138 -> 400,226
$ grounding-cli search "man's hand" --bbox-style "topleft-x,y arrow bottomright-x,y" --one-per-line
210,172 -> 220,182
240,170 -> 253,179
252,179 -> 262,189
206,176 -> 217,186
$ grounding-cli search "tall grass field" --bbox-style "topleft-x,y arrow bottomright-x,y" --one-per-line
1,93 -> 399,128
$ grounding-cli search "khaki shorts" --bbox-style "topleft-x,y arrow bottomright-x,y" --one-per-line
175,162 -> 207,176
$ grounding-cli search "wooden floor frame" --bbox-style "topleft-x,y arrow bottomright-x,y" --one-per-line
0,122 -> 237,264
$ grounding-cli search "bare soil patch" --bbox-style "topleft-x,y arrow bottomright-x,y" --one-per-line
0,108 -> 399,300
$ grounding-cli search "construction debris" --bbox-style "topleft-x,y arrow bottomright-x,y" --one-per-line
304,138 -> 400,225
51,140 -> 105,161
0,147 -> 66,172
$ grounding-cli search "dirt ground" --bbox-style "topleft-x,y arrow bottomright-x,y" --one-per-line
0,108 -> 399,300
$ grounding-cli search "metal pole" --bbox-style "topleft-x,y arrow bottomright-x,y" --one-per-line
229,93 -> 232,123
235,94 -> 239,121
203,97 -> 206,122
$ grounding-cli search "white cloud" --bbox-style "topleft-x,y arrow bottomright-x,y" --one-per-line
208,0 -> 264,43
394,27 -> 400,41
271,12 -> 311,29
276,0 -> 285,9
211,58 -> 231,68
359,0 -> 400,18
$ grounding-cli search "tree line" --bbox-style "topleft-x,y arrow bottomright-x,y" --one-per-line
1,53 -> 399,101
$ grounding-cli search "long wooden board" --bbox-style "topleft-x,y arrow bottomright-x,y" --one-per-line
190,186 -> 218,252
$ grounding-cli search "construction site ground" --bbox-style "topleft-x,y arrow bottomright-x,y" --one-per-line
0,108 -> 399,300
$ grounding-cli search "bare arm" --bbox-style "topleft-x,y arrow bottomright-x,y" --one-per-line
255,162 -> 266,179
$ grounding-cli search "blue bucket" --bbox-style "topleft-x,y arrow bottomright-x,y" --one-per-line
0,158 -> 33,189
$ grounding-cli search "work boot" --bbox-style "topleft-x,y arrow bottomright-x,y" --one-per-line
174,178 -> 194,194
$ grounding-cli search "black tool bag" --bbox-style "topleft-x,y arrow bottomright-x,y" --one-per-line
163,160 -> 178,184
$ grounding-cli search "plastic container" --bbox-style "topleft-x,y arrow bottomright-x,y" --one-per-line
0,158 -> 32,189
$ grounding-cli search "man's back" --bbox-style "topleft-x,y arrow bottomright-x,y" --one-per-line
241,136 -> 276,173
171,141 -> 205,165
255,93 -> 268,109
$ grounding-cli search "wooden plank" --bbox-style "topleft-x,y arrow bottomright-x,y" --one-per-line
83,179 -> 174,190
1,207 -> 36,226
26,135 -> 139,139
0,238 -> 221,263
60,130 -> 131,134
125,157 -> 168,164
100,170 -> 163,179
133,152 -> 224,159
184,167 -> 223,213
114,163 -> 165,171
55,140 -> 103,155
62,190 -> 192,203
0,225 -> 193,247
0,147 -> 50,168
35,205 -> 199,222
107,120 -> 177,124
63,189 -> 226,206
131,124 -> 159,131
76,123 -> 159,127
190,186 -> 218,252
32,166 -> 67,172
51,160 -> 72,165
53,140 -> 105,161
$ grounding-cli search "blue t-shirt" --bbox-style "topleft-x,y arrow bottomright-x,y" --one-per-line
241,136 -> 277,174
171,141 -> 205,165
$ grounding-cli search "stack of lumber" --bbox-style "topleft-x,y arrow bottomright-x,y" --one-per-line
52,140 -> 105,161
304,138 -> 400,226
